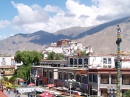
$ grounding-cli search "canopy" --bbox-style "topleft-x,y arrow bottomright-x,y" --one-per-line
39,91 -> 54,97
16,87 -> 44,93
47,84 -> 54,88
28,82 -> 35,86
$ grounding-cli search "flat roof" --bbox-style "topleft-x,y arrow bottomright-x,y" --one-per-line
40,59 -> 68,64
32,66 -> 87,70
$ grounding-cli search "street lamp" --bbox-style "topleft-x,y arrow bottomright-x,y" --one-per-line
65,79 -> 76,97
107,86 -> 116,97
69,82 -> 72,97
32,75 -> 39,86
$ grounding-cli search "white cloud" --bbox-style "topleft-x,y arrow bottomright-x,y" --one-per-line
44,5 -> 64,13
11,0 -> 130,33
12,1 -> 49,32
0,20 -> 10,28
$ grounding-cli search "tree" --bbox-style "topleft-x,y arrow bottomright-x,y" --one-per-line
123,89 -> 130,97
3,76 -> 8,81
9,76 -> 16,83
15,50 -> 42,65
80,50 -> 86,56
47,51 -> 55,60
14,50 -> 43,80
47,52 -> 64,60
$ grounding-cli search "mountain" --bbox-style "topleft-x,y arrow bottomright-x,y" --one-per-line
77,17 -> 130,54
55,16 -> 130,54
0,30 -> 72,55
54,26 -> 93,37
0,16 -> 130,55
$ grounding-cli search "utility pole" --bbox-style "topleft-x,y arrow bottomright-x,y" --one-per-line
116,25 -> 122,97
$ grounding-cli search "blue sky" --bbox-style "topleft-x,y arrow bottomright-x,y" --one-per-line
0,0 -> 130,40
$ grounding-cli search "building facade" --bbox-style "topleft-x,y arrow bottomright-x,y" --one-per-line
31,54 -> 130,97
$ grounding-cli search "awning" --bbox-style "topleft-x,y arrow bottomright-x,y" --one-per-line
100,88 -> 107,90
121,89 -> 128,90
92,88 -> 98,92
48,84 -> 54,88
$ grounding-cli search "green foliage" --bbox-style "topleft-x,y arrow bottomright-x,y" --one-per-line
3,76 -> 8,81
47,51 -> 55,60
14,50 -> 43,80
47,51 -> 64,60
80,50 -> 86,56
15,50 -> 42,65
9,76 -> 16,83
16,64 -> 31,80
123,90 -> 130,97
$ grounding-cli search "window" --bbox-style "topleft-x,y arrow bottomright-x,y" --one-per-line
49,72 -> 53,78
70,58 -> 73,65
108,58 -> 111,64
70,74 -> 74,79
76,74 -> 81,82
78,59 -> 82,64
58,73 -> 62,80
74,58 -> 77,64
101,74 -> 109,84
1,58 -> 6,65
89,74 -> 92,82
44,72 -> 47,77
82,76 -> 88,84
103,58 -> 107,64
93,75 -> 97,82
64,74 -> 68,80
111,75 -> 117,84
84,58 -> 88,64
122,75 -> 130,85
33,69 -> 37,76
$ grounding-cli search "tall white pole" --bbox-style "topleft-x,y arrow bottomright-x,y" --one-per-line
30,69 -> 31,83
70,83 -> 71,97
35,78 -> 36,86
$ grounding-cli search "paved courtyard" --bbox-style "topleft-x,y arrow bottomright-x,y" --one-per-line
3,90 -> 27,97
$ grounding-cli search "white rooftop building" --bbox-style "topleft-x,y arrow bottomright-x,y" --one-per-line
42,39 -> 93,59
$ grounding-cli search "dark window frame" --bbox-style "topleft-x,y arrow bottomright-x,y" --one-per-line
76,74 -> 81,82
78,58 -> 82,64
70,58 -> 73,65
100,74 -> 109,84
122,75 -> 130,85
108,58 -> 111,64
111,75 -> 117,84
103,58 -> 107,64
89,74 -> 92,82
82,76 -> 88,84
93,75 -> 97,82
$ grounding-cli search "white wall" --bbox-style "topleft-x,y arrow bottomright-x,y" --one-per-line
88,56 -> 115,68
0,56 -> 14,66
122,61 -> 130,68
54,69 -> 58,79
